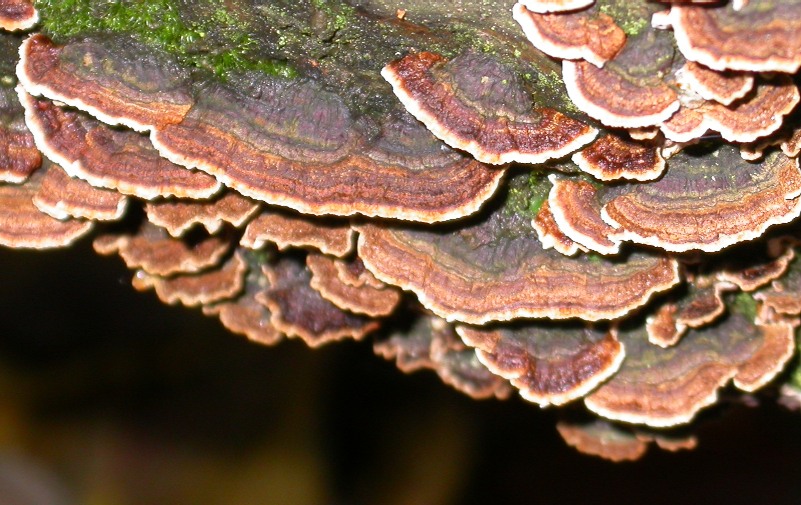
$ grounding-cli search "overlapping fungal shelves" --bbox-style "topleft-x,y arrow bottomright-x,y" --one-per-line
2,0 -> 801,460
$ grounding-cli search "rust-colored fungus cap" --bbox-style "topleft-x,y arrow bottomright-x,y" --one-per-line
0,0 -> 37,31
547,175 -> 620,255
381,51 -> 597,165
241,209 -> 353,258
602,146 -> 801,252
562,28 -> 680,128
556,420 -> 697,462
585,309 -> 796,427
518,0 -> 594,13
717,238 -> 795,292
375,314 -> 513,400
93,223 -> 230,276
532,199 -> 584,256
17,34 -> 193,131
668,1 -> 801,73
1,79 -> 40,183
152,77 -> 504,223
658,106 -> 709,143
572,133 -> 665,182
754,247 -> 801,318
202,257 -> 283,347
677,61 -> 754,106
132,252 -> 247,307
256,258 -> 380,347
32,160 -> 127,221
513,2 -> 626,67
145,192 -> 260,238
20,91 -> 220,200
357,177 -> 679,324
456,322 -> 623,406
661,76 -> 799,144
306,253 -> 401,317
0,164 -> 91,248
646,273 -> 736,348
557,420 -> 648,462
781,127 -> 801,159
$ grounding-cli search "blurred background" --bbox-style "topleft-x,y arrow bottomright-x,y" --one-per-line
1,240 -> 800,505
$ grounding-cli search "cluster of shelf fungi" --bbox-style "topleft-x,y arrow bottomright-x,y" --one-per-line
2,0 -> 801,461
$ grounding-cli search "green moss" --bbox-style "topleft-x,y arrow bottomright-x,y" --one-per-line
598,0 -> 652,37
311,0 -> 355,35
504,171 -> 552,220
730,291 -> 758,321
34,0 -> 296,80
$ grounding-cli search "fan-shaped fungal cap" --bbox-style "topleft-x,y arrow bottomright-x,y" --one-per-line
152,78 -> 503,223
556,420 -> 697,462
556,420 -> 648,462
532,199 -> 584,256
145,192 -> 260,238
256,258 -> 379,347
375,314 -> 513,400
513,2 -> 626,67
132,252 -> 247,307
658,106 -> 709,143
357,180 -> 679,324
646,274 -> 735,348
202,259 -> 283,347
547,175 -> 620,255
93,223 -> 230,276
717,239 -> 795,292
0,163 -> 91,248
780,128 -> 801,159
585,310 -> 796,426
668,1 -> 801,73
571,133 -> 665,182
677,61 -> 754,106
20,91 -> 220,200
699,77 -> 800,144
602,146 -> 801,252
518,0 -> 594,13
562,28 -> 680,128
457,322 -> 624,406
17,34 -> 193,131
32,161 -> 127,221
307,253 -> 401,317
381,51 -> 597,165
754,249 -> 801,317
0,0 -> 37,31
1,81 -> 40,183
241,210 -> 353,258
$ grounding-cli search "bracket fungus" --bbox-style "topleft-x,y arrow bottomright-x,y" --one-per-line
668,0 -> 801,73
513,2 -> 626,68
240,210 -> 354,258
382,51 -> 598,165
457,322 -> 624,406
20,90 -> 221,200
2,0 -> 801,461
0,161 -> 92,248
0,0 -> 37,32
585,309 -> 796,427
0,76 -> 40,183
357,177 -> 680,324
32,159 -> 128,221
375,313 -> 513,400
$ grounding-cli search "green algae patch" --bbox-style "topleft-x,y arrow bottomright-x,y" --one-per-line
504,171 -> 551,221
730,291 -> 758,322
598,0 -> 653,38
35,0 -> 296,80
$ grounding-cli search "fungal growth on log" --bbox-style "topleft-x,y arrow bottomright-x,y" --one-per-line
2,0 -> 801,462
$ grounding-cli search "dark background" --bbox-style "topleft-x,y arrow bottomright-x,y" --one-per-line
1,240 -> 800,505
